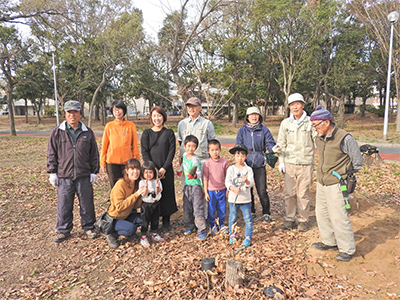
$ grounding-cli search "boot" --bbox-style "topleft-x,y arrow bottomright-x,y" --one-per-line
107,233 -> 119,248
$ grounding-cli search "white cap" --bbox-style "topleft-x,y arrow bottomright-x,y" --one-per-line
246,107 -> 261,115
288,93 -> 305,105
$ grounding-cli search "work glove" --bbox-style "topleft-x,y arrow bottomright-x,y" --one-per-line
49,173 -> 58,187
90,173 -> 98,184
187,174 -> 196,180
278,162 -> 286,174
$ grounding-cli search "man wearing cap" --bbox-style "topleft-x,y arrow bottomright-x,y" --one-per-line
47,100 -> 100,242
177,97 -> 216,163
310,105 -> 362,262
273,93 -> 316,232
236,106 -> 276,223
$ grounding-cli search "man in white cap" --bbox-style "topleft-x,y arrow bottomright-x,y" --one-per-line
273,93 -> 316,232
177,97 -> 216,163
47,100 -> 100,242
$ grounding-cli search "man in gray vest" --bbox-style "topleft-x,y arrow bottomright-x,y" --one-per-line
310,105 -> 362,262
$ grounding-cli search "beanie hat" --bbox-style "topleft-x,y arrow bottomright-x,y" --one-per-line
310,105 -> 332,121
288,93 -> 305,105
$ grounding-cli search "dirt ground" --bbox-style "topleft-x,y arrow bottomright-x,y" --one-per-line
0,114 -> 399,299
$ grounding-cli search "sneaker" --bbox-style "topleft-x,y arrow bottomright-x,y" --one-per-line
184,228 -> 196,235
141,236 -> 150,247
151,233 -> 165,242
283,220 -> 294,230
107,233 -> 119,248
335,252 -> 353,262
54,232 -> 71,243
297,222 -> 308,232
198,232 -> 209,241
229,234 -> 237,244
85,229 -> 99,239
312,242 -> 338,251
219,226 -> 229,234
242,236 -> 251,247
262,214 -> 271,223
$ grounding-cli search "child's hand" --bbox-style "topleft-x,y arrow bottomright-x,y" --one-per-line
177,171 -> 182,177
231,186 -> 241,195
187,174 -> 196,179
205,193 -> 210,202
242,175 -> 248,183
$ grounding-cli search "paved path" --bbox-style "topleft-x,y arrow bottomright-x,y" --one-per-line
1,131 -> 399,161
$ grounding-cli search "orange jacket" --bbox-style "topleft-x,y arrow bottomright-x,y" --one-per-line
100,119 -> 139,167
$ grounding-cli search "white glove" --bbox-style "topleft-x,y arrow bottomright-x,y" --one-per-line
49,173 -> 58,187
90,173 -> 98,184
278,162 -> 286,174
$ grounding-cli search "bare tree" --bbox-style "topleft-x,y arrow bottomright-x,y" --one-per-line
350,0 -> 400,132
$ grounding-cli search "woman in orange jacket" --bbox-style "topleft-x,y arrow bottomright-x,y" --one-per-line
100,100 -> 139,187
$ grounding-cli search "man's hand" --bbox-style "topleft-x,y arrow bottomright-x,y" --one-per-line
49,173 -> 58,187
272,144 -> 282,154
90,174 -> 98,184
278,162 -> 286,174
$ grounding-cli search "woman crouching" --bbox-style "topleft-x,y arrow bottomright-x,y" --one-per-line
107,158 -> 145,248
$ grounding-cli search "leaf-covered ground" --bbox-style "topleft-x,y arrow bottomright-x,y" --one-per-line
0,136 -> 399,300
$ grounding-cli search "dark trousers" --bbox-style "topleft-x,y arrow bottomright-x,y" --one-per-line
141,201 -> 161,235
56,177 -> 95,233
106,163 -> 125,188
183,185 -> 207,235
251,167 -> 271,215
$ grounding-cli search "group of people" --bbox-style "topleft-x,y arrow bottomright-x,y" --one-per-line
47,93 -> 362,262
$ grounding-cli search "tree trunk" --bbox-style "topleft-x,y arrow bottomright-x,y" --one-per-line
89,71 -> 107,128
24,98 -> 28,123
7,88 -> 17,136
225,260 -> 243,288
360,96 -> 367,118
95,104 -> 100,121
232,101 -> 238,127
337,93 -> 345,128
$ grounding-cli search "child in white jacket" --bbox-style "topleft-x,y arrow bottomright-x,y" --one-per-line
225,144 -> 254,247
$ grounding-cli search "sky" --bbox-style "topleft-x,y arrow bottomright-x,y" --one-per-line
133,0 -> 184,39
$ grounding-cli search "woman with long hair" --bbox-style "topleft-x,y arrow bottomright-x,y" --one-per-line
106,159 -> 145,248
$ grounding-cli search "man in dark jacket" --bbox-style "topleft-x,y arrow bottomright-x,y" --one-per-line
47,100 -> 100,242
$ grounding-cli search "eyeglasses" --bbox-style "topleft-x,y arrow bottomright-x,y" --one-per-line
312,121 -> 324,128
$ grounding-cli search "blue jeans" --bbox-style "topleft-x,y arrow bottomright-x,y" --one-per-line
207,189 -> 227,230
228,202 -> 253,239
114,211 -> 142,236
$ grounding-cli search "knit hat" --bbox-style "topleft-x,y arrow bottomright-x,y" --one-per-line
310,105 -> 332,121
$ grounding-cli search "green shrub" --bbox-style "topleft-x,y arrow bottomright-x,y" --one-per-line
365,105 -> 384,117
44,106 -> 56,117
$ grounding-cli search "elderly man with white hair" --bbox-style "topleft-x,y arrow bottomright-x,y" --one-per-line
274,93 -> 316,232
